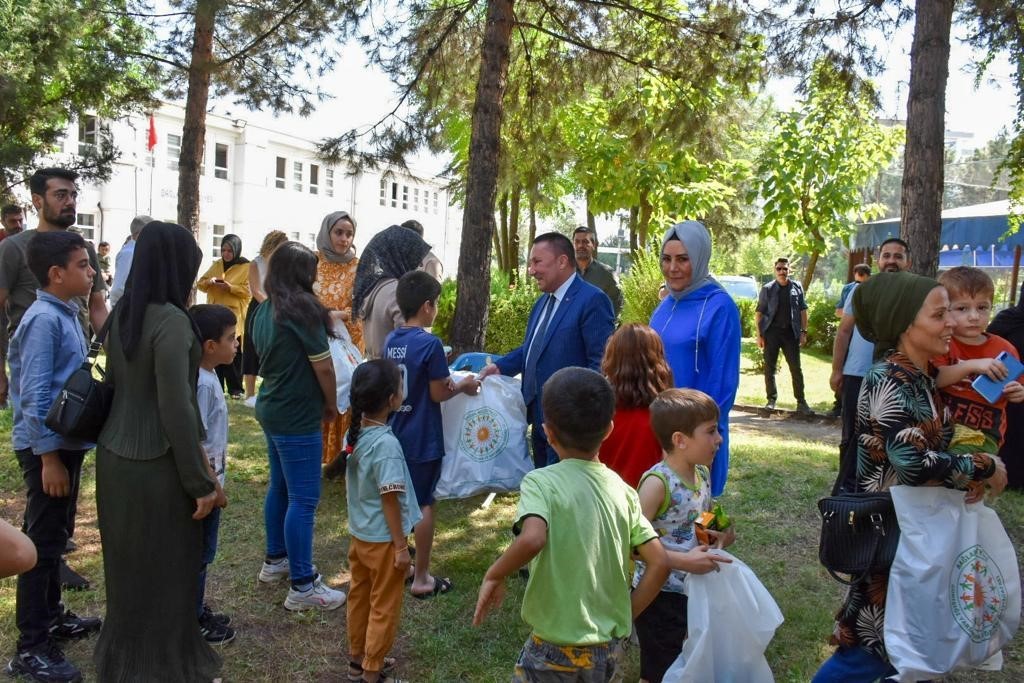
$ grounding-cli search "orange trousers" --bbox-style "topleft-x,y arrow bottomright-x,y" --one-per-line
347,537 -> 406,673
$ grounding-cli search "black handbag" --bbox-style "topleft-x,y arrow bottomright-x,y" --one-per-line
817,491 -> 900,585
818,429 -> 902,585
44,318 -> 113,443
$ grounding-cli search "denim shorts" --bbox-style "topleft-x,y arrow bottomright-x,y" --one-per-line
407,459 -> 442,507
512,634 -> 623,682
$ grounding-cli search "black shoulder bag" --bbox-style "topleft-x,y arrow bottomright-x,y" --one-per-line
817,439 -> 900,585
44,317 -> 114,443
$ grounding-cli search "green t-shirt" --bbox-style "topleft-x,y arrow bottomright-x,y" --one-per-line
515,458 -> 657,645
251,300 -> 330,435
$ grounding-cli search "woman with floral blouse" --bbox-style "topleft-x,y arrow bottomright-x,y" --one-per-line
312,211 -> 364,475
813,271 -> 1007,682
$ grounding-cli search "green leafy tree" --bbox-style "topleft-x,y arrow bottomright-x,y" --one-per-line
753,61 -> 902,289
0,0 -> 156,197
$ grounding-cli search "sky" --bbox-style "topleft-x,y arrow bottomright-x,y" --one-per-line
230,17 -> 1019,167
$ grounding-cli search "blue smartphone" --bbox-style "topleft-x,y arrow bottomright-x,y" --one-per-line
971,351 -> 1024,404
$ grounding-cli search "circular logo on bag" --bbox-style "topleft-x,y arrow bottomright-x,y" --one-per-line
459,408 -> 508,462
949,544 -> 1008,643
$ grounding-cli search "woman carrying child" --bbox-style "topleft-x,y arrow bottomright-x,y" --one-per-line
345,360 -> 419,683
599,323 -> 673,488
250,241 -> 346,610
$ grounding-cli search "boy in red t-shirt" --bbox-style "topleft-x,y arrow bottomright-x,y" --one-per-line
934,267 -> 1024,455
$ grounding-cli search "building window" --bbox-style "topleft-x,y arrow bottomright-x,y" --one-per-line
214,143 -> 228,179
309,164 -> 319,195
78,116 -> 98,156
275,157 -> 286,189
325,169 -> 334,198
413,187 -> 420,212
433,191 -> 439,214
307,233 -> 315,246
293,161 -> 303,192
290,231 -> 300,241
211,224 -> 225,258
76,214 -> 96,241
167,134 -> 182,171
401,184 -> 409,210
390,181 -> 398,208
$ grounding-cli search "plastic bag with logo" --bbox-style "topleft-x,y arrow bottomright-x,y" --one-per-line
884,485 -> 1021,682
330,323 -> 363,412
662,551 -> 783,683
435,373 -> 531,500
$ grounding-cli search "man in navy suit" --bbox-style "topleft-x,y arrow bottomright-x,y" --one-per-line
480,232 -> 614,467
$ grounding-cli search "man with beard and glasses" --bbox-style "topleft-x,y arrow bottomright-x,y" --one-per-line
829,237 -> 912,493
0,168 -> 109,592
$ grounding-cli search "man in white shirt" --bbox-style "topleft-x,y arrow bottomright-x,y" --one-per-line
108,215 -> 152,306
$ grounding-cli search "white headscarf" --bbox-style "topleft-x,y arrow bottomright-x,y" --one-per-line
661,220 -> 719,300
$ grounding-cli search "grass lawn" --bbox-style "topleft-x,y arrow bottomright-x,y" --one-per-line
0,405 -> 1021,681
736,338 -> 838,413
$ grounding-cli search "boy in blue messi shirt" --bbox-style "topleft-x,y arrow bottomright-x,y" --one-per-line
7,231 -> 102,683
382,270 -> 479,599
473,367 -> 669,682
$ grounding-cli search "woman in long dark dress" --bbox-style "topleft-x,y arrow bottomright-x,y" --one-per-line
94,221 -> 222,681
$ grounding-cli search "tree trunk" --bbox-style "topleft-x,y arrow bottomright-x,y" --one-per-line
177,0 -> 217,240
449,0 -> 515,354
628,205 -> 639,253
585,190 -> 596,231
638,192 -> 653,248
527,191 -> 537,247
900,0 -> 953,277
495,190 -> 508,274
803,250 -> 819,291
509,184 -> 521,285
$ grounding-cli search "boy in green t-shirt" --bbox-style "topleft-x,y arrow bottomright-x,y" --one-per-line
473,367 -> 668,681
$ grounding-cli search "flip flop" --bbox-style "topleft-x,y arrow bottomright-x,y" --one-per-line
411,576 -> 453,599
348,656 -> 397,682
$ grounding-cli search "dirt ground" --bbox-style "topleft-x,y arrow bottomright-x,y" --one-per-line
730,407 -> 841,445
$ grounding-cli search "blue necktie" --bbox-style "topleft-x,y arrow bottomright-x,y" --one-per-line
523,294 -> 555,403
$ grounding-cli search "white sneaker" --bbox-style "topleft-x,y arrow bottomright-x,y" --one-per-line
244,396 -> 257,408
257,558 -> 289,583
284,575 -> 346,611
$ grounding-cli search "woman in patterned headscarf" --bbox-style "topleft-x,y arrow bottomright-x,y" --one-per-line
313,211 -> 364,474
813,271 -> 1008,682
197,233 -> 250,397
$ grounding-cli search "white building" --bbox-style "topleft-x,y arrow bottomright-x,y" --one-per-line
48,102 -> 463,275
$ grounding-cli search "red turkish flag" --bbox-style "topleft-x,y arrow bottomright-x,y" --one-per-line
146,114 -> 158,151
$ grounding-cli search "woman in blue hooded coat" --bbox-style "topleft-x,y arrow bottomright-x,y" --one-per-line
649,221 -> 740,496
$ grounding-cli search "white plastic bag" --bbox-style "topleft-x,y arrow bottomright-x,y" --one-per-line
663,551 -> 783,683
434,373 -> 531,500
884,485 -> 1021,682
330,323 -> 363,413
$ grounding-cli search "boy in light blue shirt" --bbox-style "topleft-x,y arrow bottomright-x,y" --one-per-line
7,231 -> 102,682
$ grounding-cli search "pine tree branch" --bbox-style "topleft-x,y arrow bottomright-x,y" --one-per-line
215,0 -> 308,67
129,50 -> 189,71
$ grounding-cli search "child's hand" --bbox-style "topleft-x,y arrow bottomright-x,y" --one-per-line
970,358 -> 1009,381
457,375 -> 482,397
40,453 -> 70,497
322,403 -> 339,425
394,545 -> 411,572
1003,380 -> 1024,403
707,525 -> 736,550
472,577 -> 506,626
678,545 -> 732,575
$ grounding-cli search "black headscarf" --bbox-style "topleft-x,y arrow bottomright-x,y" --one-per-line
988,282 -> 1024,355
219,234 -> 248,271
853,271 -> 939,360
116,221 -> 202,359
351,225 -> 432,315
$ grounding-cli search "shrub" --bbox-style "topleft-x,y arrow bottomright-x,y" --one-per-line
431,271 -> 538,356
735,298 -> 757,338
620,244 -> 663,324
804,284 -> 838,354
432,277 -> 458,342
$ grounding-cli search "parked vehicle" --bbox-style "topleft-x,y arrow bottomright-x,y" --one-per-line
716,275 -> 759,301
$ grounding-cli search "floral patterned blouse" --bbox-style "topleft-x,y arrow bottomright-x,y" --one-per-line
831,350 -> 996,661
313,256 -> 364,352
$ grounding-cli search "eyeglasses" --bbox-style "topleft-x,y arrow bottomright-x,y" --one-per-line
775,266 -> 788,272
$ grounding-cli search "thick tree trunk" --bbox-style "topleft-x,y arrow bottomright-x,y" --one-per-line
585,191 -> 596,231
628,205 -> 639,252
509,183 -> 521,284
177,0 -> 217,239
900,0 -> 953,277
803,250 -> 819,291
450,0 -> 514,354
638,192 -> 653,248
527,192 -> 537,247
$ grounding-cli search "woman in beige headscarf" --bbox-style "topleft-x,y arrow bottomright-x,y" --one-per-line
313,211 -> 364,476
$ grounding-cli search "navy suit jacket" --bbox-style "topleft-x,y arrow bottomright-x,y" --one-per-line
496,275 -> 614,417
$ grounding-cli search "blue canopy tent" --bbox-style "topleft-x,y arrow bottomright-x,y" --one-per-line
853,200 -> 1023,300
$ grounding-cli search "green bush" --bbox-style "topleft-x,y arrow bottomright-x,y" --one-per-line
620,244 -> 663,324
431,271 -> 538,356
805,285 -> 838,354
736,298 -> 757,338
432,277 -> 458,342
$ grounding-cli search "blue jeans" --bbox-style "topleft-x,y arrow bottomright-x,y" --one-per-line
812,646 -> 897,683
196,507 -> 221,618
263,431 -> 322,588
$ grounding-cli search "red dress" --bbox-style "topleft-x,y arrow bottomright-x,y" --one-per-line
599,407 -> 664,489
